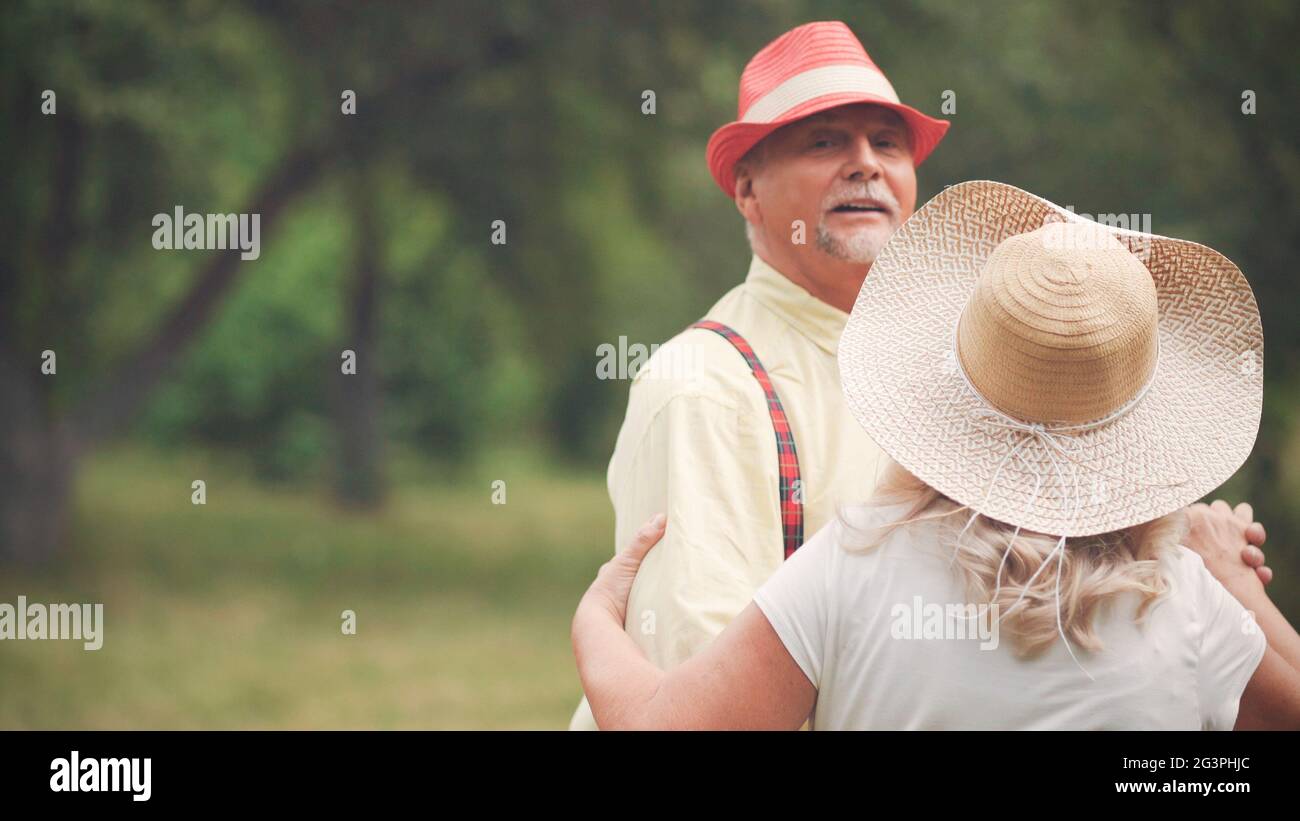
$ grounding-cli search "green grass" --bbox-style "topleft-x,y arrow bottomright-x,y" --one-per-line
5,442 -> 1295,729
0,444 -> 613,728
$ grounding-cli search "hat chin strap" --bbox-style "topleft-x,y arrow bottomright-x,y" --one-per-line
944,319 -> 1164,681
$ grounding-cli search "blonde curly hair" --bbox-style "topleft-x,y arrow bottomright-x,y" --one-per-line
839,458 -> 1185,658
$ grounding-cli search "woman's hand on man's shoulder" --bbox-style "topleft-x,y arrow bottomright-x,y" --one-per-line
1183,500 -> 1271,592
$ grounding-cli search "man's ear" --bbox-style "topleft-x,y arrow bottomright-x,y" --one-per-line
734,165 -> 761,227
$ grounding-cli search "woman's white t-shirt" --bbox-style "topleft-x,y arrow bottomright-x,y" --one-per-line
752,503 -> 1267,730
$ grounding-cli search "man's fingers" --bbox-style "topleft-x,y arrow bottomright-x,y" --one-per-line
1246,521 -> 1267,546
1209,499 -> 1233,516
1233,502 -> 1253,524
1257,566 -> 1273,586
1242,545 -> 1265,568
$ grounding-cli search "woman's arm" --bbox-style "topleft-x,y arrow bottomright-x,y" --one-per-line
1235,648 -> 1300,730
1186,503 -> 1300,672
1225,583 -> 1300,729
1184,503 -> 1300,729
572,515 -> 817,729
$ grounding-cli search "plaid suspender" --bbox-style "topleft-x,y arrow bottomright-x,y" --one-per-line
690,320 -> 804,559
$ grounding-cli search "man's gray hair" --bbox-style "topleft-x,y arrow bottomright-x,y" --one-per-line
736,138 -> 769,251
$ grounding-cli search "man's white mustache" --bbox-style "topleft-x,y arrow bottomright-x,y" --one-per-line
824,185 -> 900,215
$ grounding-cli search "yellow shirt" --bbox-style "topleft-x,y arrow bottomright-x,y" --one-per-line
569,254 -> 888,730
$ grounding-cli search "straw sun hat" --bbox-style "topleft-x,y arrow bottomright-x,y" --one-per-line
839,180 -> 1263,538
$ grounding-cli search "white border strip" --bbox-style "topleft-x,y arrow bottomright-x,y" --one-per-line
741,65 -> 900,123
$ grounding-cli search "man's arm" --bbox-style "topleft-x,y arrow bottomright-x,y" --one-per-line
568,333 -> 786,729
612,385 -> 784,671
566,326 -> 795,729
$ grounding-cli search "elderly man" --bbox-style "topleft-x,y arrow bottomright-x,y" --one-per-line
568,20 -> 1270,730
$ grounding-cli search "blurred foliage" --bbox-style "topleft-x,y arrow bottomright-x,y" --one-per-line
1,0 -> 1296,609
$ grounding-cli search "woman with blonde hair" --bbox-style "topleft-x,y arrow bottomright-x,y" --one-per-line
571,181 -> 1300,730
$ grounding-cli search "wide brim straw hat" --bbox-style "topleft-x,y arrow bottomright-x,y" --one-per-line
839,180 -> 1263,537
706,20 -> 949,199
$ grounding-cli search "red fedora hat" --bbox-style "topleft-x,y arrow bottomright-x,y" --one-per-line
706,21 -> 950,198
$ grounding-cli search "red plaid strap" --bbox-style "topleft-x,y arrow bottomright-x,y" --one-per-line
690,320 -> 804,559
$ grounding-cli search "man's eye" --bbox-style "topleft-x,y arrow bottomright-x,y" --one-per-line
812,138 -> 836,148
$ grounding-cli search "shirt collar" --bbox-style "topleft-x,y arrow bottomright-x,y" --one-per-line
744,254 -> 849,357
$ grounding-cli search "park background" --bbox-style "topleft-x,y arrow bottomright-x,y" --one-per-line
2,0 -> 1297,727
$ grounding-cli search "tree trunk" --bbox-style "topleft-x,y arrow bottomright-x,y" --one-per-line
72,144 -> 330,448
0,352 -> 77,565
0,42 -> 527,561
0,144 -> 330,566
334,172 -> 385,508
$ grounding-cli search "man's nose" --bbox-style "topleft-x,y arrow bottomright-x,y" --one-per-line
842,135 -> 883,182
